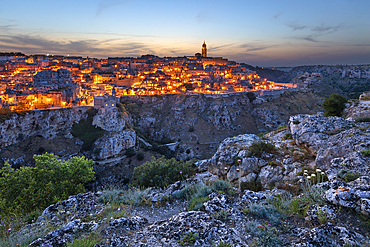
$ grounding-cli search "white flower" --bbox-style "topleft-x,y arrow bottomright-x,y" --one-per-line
307,176 -> 311,179
311,174 -> 316,177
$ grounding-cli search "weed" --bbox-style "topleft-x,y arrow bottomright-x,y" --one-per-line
211,180 -> 233,194
178,232 -> 197,246
248,141 -> 275,158
355,117 -> 370,123
67,232 -> 101,247
337,169 -> 360,182
188,196 -> 207,211
257,132 -> 269,138
213,209 -> 231,221
241,180 -> 263,192
246,203 -> 282,225
361,150 -> 370,157
216,242 -> 233,247
98,187 -> 151,207
282,133 -> 293,140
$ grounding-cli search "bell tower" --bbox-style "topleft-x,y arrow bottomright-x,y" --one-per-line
202,41 -> 207,57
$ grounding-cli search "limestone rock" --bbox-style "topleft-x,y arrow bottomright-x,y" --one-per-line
93,129 -> 136,160
294,223 -> 364,247
92,107 -> 127,132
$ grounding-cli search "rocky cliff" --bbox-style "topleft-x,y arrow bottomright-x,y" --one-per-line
7,112 -> 370,246
121,91 -> 323,160
0,106 -> 136,166
0,107 -> 88,149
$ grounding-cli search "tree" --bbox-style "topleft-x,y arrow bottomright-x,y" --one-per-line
323,94 -> 347,117
246,92 -> 256,102
0,153 -> 95,214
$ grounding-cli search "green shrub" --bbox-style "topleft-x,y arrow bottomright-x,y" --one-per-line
0,153 -> 95,215
116,102 -> 126,113
241,180 -> 263,192
275,125 -> 288,132
136,152 -> 144,161
323,94 -> 347,117
216,242 -> 233,247
188,125 -> 194,132
0,107 -> 14,123
130,156 -> 195,188
125,147 -> 136,157
293,120 -> 300,124
173,184 -> 213,201
71,107 -> 105,151
257,132 -> 269,138
344,172 -> 360,182
124,103 -> 140,118
213,209 -> 231,221
282,133 -> 293,140
178,232 -> 197,246
211,180 -> 233,194
246,203 -> 281,225
337,169 -> 360,182
188,196 -> 207,211
67,232 -> 101,247
355,116 -> 370,123
98,187 -> 151,206
361,150 -> 370,157
248,141 -> 276,158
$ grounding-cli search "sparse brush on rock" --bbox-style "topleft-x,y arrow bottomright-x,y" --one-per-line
248,140 -> 276,158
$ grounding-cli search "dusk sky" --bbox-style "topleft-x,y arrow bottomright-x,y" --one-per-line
0,0 -> 369,67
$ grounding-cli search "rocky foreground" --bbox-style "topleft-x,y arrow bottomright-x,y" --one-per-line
7,113 -> 370,246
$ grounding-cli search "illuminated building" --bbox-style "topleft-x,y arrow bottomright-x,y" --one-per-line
202,41 -> 207,57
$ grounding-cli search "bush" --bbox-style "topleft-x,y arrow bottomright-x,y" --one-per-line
361,150 -> 370,157
241,180 -> 263,192
67,232 -> 101,247
188,196 -> 207,211
337,169 -> 360,182
0,153 -> 95,215
178,232 -> 197,246
136,152 -> 144,161
355,116 -> 370,123
246,203 -> 282,225
188,125 -> 194,132
323,94 -> 347,117
248,141 -> 276,158
130,156 -> 195,188
293,120 -> 300,124
98,187 -> 151,206
211,180 -> 233,194
71,107 -> 105,151
282,133 -> 293,140
246,92 -> 256,102
0,107 -> 14,123
125,147 -> 136,157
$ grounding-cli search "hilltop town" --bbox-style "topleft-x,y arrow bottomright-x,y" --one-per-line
0,43 -> 295,111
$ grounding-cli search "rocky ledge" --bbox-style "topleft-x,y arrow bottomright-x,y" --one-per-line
6,113 -> 370,246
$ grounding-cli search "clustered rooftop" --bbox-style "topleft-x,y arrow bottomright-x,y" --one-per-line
0,44 -> 295,110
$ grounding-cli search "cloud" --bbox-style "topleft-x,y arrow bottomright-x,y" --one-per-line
287,22 -> 307,31
290,22 -> 344,43
0,34 -> 108,55
310,23 -> 342,35
239,43 -> 276,52
95,0 -> 132,17
273,13 -> 283,19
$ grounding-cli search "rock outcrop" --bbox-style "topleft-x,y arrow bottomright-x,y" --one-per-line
0,107 -> 88,149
